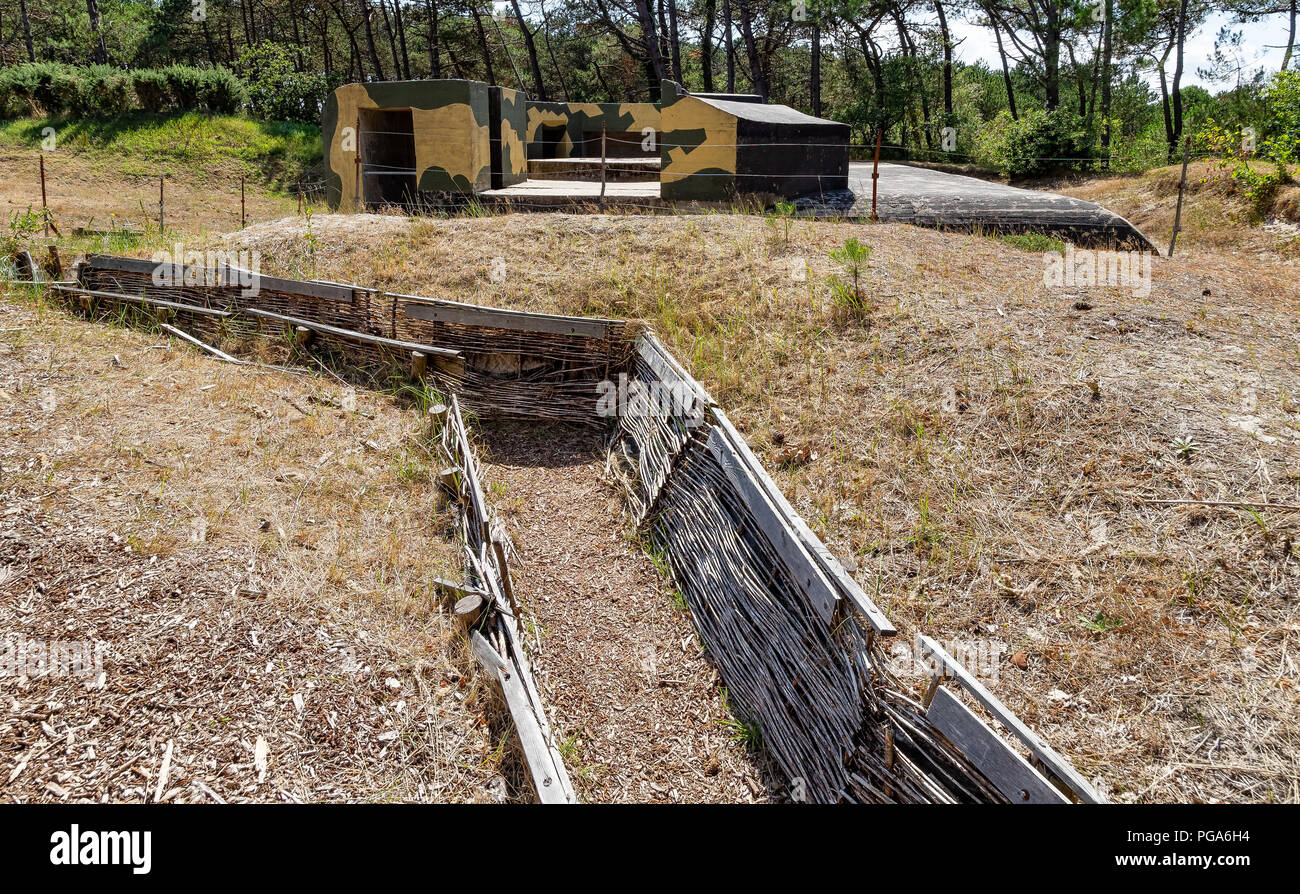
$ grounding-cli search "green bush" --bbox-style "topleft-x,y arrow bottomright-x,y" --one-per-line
199,68 -> 246,115
132,69 -> 171,112
75,66 -> 134,117
19,62 -> 83,116
975,108 -> 1095,177
163,65 -> 207,110
236,42 -> 329,124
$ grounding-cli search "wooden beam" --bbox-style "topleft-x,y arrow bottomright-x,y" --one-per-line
711,409 -> 896,636
470,628 -> 571,804
401,298 -> 613,339
705,425 -> 838,625
927,687 -> 1068,804
917,635 -> 1104,803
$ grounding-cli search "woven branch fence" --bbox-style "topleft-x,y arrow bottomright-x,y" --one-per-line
53,254 -> 1101,804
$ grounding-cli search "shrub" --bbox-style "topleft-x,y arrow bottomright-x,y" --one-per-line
75,65 -> 134,117
236,42 -> 329,124
163,65 -> 206,110
29,62 -> 82,116
200,68 -> 246,115
976,108 -> 1095,178
132,69 -> 172,112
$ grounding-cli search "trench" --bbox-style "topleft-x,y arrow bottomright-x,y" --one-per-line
479,422 -> 776,803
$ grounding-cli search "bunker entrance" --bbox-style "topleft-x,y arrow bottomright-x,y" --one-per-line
539,125 -> 566,159
360,108 -> 417,209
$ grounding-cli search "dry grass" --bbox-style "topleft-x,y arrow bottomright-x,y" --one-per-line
1052,160 -> 1300,258
7,139 -> 1300,802
0,288 -> 512,802
210,206 -> 1300,803
1,146 -> 305,253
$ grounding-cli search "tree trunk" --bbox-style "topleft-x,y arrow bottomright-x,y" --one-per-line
1170,0 -> 1189,161
722,0 -> 735,92
632,0 -> 664,97
426,0 -> 441,77
702,0 -> 716,92
362,0 -> 387,79
991,15 -> 1016,120
667,0 -> 682,83
379,0 -> 402,78
811,21 -> 821,116
17,0 -> 34,61
86,0 -> 109,64
934,0 -> 952,118
1100,0 -> 1113,168
511,0 -> 547,99
737,0 -> 767,98
1044,4 -> 1061,110
1284,0 -> 1297,70
472,6 -> 495,84
394,0 -> 412,78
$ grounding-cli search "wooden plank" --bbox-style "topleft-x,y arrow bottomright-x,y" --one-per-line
449,394 -> 490,542
400,298 -> 612,339
711,409 -> 896,636
706,425 -> 837,625
927,687 -> 1068,804
82,255 -> 353,302
917,635 -> 1104,803
52,285 -> 234,320
469,630 -> 569,805
636,334 -> 714,409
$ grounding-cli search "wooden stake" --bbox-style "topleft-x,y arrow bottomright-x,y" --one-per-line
1168,135 -> 1191,257
297,177 -> 303,215
411,350 -> 428,379
599,122 -> 607,208
453,593 -> 485,630
293,326 -> 313,348
871,128 -> 882,222
39,155 -> 48,237
240,175 -> 246,229
353,115 -> 362,212
159,176 -> 165,233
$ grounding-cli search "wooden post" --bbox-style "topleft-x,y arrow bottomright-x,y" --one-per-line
39,155 -> 48,237
353,115 -> 362,212
1168,135 -> 1191,257
293,326 -> 313,348
297,177 -> 303,215
871,128 -> 882,222
411,350 -> 428,379
453,593 -> 485,630
599,122 -> 607,208
159,176 -> 165,233
240,175 -> 246,229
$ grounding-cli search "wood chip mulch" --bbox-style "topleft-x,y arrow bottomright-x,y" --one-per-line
481,423 -> 779,803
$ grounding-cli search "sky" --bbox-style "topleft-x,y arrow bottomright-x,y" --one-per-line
948,12 -> 1287,92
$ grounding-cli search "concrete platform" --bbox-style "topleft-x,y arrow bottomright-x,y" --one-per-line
480,179 -> 664,209
527,157 -> 660,182
794,162 -> 1154,250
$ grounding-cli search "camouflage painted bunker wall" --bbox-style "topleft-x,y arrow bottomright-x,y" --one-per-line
323,78 -> 848,209
659,82 -> 850,201
525,101 -> 660,159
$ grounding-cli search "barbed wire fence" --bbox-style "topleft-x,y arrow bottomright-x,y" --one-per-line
5,131 -> 1228,249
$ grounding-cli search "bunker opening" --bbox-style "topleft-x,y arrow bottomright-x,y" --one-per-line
360,108 -> 417,209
